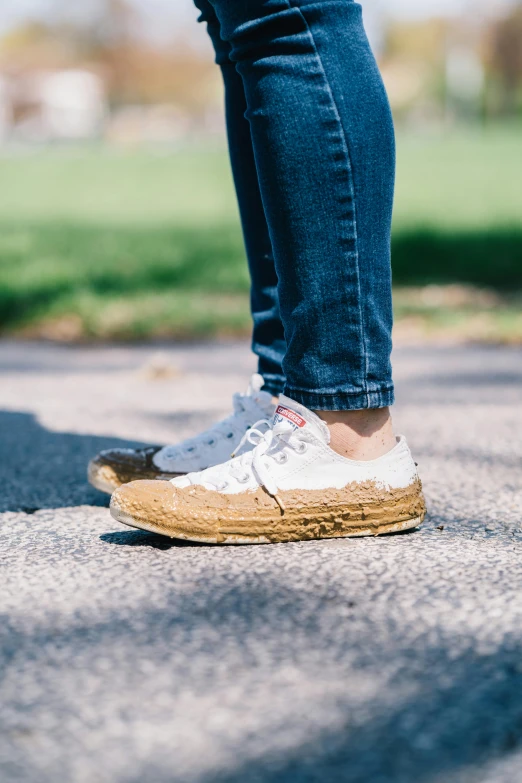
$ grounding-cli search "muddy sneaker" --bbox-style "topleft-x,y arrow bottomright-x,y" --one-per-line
110,395 -> 427,544
88,374 -> 275,494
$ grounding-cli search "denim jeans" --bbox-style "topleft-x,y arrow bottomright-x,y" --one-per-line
194,0 -> 396,410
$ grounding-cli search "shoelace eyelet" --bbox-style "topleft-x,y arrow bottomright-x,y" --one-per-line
296,442 -> 307,454
237,473 -> 250,483
276,452 -> 289,464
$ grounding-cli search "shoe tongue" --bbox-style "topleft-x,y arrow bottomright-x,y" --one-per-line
273,395 -> 330,445
246,373 -> 276,417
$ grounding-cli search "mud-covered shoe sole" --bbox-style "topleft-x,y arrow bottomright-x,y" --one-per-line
88,460 -> 125,495
110,478 -> 427,544
88,455 -> 180,495
110,505 -> 424,544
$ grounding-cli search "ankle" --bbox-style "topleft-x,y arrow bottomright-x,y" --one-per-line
314,407 -> 396,461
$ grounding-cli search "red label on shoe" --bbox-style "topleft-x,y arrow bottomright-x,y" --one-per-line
275,405 -> 306,428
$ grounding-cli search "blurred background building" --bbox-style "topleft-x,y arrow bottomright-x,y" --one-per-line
0,0 -> 521,145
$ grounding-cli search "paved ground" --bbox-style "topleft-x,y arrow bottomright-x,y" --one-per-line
1,339 -> 521,783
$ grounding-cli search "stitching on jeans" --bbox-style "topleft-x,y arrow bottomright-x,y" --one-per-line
290,393 -> 393,408
285,384 -> 394,396
284,385 -> 394,409
288,389 -> 393,403
285,0 -> 370,407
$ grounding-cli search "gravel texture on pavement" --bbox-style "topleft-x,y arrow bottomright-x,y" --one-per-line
1,340 -> 521,783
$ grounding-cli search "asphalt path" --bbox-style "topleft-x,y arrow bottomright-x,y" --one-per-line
1,340 -> 522,783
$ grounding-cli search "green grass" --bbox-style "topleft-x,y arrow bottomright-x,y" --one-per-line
394,126 -> 522,231
0,222 -> 251,339
1,127 -> 521,341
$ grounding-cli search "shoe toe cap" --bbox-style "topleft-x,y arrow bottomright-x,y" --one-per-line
110,480 -> 179,528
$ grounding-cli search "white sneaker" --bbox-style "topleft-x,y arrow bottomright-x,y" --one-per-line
110,395 -> 427,544
88,374 -> 275,494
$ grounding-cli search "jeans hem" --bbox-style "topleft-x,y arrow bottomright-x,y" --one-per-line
284,386 -> 395,411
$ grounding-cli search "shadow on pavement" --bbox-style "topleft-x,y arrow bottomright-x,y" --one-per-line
4,569 -> 522,783
100,526 -> 422,550
201,641 -> 522,783
100,529 -> 206,549
130,586 -> 522,783
0,409 -> 151,513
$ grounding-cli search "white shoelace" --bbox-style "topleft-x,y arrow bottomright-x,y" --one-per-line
186,418 -> 309,512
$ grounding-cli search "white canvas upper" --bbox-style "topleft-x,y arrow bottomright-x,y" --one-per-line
171,395 -> 419,500
152,374 -> 275,473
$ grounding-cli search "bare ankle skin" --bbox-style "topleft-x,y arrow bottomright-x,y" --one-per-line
314,407 -> 396,461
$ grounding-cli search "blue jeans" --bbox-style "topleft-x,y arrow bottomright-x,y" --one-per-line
195,0 -> 396,410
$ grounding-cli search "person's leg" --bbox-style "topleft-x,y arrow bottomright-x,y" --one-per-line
207,0 -> 396,458
194,0 -> 286,397
111,0 -> 426,542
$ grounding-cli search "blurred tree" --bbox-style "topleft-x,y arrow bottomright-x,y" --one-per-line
0,20 -> 74,69
0,0 -> 220,115
486,4 -> 522,115
384,18 -> 448,67
381,19 -> 448,123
